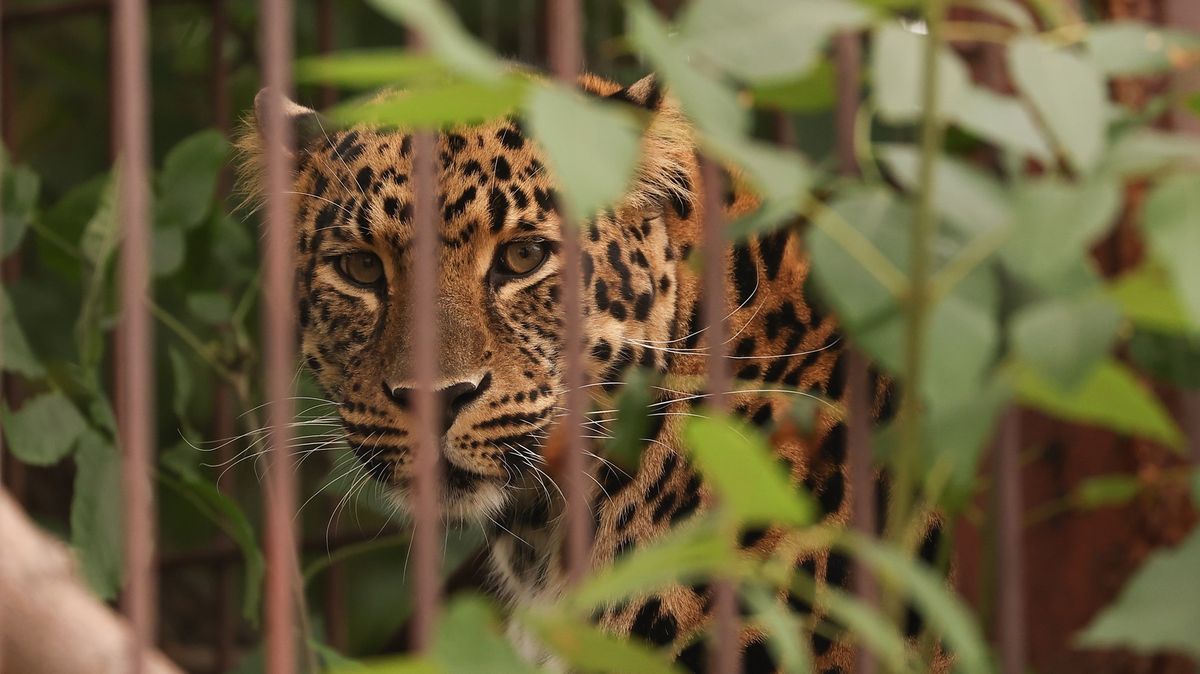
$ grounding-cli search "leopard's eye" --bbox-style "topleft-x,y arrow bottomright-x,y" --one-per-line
337,252 -> 384,286
496,240 -> 549,278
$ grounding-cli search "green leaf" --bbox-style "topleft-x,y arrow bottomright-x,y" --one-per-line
871,24 -> 970,124
1085,22 -> 1200,76
741,584 -> 813,673
296,51 -> 451,88
156,129 -> 229,231
327,657 -> 440,674
77,172 -> 120,371
947,85 -> 1053,162
1011,293 -> 1122,390
186,291 -> 233,325
524,84 -> 641,222
329,77 -> 528,129
1008,37 -> 1107,172
1109,265 -> 1194,334
1072,474 -> 1142,509
1001,177 -> 1121,290
1014,359 -> 1183,449
677,0 -> 869,83
71,430 -> 124,599
0,287 -> 46,379
1078,527 -> 1200,658
1,151 -> 41,255
569,517 -> 734,609
682,413 -> 813,526
844,534 -> 991,674
365,0 -> 503,81
1102,129 -> 1200,178
167,347 -> 194,433
159,466 -> 266,623
1128,330 -> 1200,389
606,368 -> 654,470
750,61 -> 836,112
786,575 -> 911,673
878,144 -> 1012,235
626,2 -> 748,138
705,136 -> 811,211
1,391 -> 88,465
432,596 -> 538,674
80,170 -> 121,268
153,225 -> 186,277
523,610 -> 684,674
1142,173 -> 1200,327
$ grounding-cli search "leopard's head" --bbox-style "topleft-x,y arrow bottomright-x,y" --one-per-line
238,75 -> 699,520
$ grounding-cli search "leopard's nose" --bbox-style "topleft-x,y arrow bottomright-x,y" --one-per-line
384,372 -> 492,434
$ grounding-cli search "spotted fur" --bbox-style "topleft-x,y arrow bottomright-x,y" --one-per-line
238,75 -> 937,673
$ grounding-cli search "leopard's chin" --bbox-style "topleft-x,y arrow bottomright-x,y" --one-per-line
383,469 -> 509,523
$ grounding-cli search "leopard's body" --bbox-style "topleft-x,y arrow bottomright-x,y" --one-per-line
239,74 -> 913,673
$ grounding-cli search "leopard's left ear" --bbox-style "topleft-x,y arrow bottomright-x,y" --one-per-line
593,74 -> 697,221
251,88 -> 329,160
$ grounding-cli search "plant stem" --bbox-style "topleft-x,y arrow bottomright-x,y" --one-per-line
885,0 -> 948,623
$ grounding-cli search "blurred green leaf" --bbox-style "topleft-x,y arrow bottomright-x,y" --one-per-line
38,174 -> 106,278
947,86 -> 1053,162
329,77 -> 527,129
1109,265 -> 1194,334
879,144 -> 1012,235
0,288 -> 46,379
1011,293 -> 1122,390
79,170 -> 121,268
786,574 -> 910,673
525,84 -> 641,222
682,413 -> 813,526
156,129 -> 229,231
1102,129 -> 1200,178
77,171 -> 120,372
1128,330 -> 1200,390
365,0 -> 503,81
0,391 -> 87,465
1009,37 -> 1106,171
153,225 -> 186,277
706,136 -> 811,210
1085,22 -> 1200,76
523,610 -> 683,674
626,1 -> 748,138
432,596 -> 537,674
1142,173 -> 1200,327
1079,527 -> 1200,658
2,150 -> 41,255
186,291 -> 234,325
296,51 -> 451,88
327,657 -> 440,674
1014,359 -> 1183,449
160,465 -> 265,623
569,517 -> 734,609
1072,474 -> 1142,509
606,368 -> 654,470
741,584 -> 813,673
845,534 -> 991,674
750,62 -> 835,112
1001,177 -> 1121,290
871,24 -> 970,123
676,0 -> 869,82
72,430 -> 124,599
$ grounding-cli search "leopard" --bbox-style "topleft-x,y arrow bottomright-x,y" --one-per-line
237,73 -> 930,673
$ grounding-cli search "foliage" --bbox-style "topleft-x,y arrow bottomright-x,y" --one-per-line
2,0 -> 1199,671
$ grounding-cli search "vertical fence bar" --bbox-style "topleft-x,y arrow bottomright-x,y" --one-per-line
994,409 -> 1025,674
699,158 -> 737,674
0,3 -> 6,670
546,0 -> 591,586
832,29 -> 880,674
113,0 -> 156,669
409,128 -> 443,652
259,0 -> 299,670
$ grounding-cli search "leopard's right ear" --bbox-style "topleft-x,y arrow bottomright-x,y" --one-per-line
235,89 -> 330,202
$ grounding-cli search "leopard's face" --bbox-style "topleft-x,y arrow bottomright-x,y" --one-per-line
262,77 -> 695,520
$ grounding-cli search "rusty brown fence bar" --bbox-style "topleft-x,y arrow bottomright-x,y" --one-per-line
113,0 -> 156,670
546,0 -> 591,585
259,0 -> 300,669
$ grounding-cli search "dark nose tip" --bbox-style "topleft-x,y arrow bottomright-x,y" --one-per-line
383,373 -> 491,435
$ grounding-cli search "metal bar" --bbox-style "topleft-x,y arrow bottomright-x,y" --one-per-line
699,158 -> 737,674
113,0 -> 156,670
409,127 -> 443,650
546,0 -> 591,586
259,0 -> 298,669
994,409 -> 1025,674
